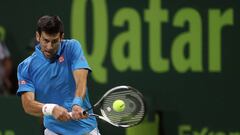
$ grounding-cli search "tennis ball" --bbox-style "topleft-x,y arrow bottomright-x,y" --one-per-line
112,100 -> 125,112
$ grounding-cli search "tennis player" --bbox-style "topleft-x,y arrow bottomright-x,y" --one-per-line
16,15 -> 100,135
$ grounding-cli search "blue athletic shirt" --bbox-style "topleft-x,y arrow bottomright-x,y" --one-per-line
17,39 -> 97,134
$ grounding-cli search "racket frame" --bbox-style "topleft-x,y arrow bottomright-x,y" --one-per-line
86,85 -> 146,127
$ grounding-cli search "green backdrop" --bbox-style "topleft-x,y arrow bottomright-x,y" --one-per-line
0,0 -> 240,134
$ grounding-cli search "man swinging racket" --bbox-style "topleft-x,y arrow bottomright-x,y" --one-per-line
16,15 -> 100,135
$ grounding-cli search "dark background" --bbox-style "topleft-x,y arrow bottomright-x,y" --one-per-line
0,0 -> 239,134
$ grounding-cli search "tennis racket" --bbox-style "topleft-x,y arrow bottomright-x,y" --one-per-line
70,85 -> 146,127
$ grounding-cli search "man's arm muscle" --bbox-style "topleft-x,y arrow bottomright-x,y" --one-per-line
21,92 -> 44,117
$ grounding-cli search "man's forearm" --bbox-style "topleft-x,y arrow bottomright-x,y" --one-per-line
73,69 -> 88,99
21,92 -> 44,117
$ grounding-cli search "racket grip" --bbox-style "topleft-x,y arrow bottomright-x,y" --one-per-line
83,111 -> 88,115
68,111 -> 87,117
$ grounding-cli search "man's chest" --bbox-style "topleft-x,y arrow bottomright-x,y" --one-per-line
31,56 -> 72,89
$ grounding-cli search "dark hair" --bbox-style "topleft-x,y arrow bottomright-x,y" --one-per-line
37,15 -> 64,35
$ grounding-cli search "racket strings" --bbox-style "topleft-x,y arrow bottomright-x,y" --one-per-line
101,88 -> 145,126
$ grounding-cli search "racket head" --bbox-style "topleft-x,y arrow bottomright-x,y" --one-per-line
98,85 -> 146,127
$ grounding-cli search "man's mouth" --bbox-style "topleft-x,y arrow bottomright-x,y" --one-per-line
44,51 -> 53,58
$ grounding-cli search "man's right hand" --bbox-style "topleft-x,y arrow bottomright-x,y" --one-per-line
52,105 -> 71,121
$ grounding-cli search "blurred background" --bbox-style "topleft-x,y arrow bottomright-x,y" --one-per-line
0,0 -> 240,134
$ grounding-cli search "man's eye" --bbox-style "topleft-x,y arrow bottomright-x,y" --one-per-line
52,40 -> 57,44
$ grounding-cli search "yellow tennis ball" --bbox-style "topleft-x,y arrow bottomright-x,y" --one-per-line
112,100 -> 125,112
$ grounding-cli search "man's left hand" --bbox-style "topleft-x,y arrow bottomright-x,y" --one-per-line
71,105 -> 88,120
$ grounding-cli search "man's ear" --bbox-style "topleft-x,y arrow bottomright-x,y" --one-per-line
61,33 -> 64,40
36,32 -> 40,42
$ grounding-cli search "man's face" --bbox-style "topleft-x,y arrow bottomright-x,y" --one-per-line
36,31 -> 63,59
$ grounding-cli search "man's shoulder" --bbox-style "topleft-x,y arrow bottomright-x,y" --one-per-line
18,53 -> 37,70
62,39 -> 81,46
62,39 -> 82,51
63,39 -> 79,42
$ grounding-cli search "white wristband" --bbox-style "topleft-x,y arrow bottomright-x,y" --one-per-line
42,104 -> 57,116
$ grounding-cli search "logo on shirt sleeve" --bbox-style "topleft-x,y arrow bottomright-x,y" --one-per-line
19,80 -> 26,85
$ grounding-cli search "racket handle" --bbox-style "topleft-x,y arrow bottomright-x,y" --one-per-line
83,111 -> 88,115
68,111 -> 87,117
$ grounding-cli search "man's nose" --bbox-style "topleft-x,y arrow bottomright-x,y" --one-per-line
46,42 -> 54,50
